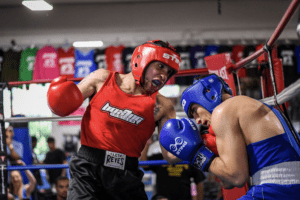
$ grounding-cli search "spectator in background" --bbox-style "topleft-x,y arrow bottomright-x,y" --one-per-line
31,136 -> 42,186
46,176 -> 69,200
43,137 -> 67,188
31,136 -> 38,164
30,136 -> 43,200
6,126 -> 23,165
7,160 -> 36,200
140,136 -> 206,200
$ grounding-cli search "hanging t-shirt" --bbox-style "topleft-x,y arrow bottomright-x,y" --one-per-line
218,45 -> 232,54
204,45 -> 220,57
175,45 -> 193,85
19,47 -> 38,81
294,45 -> 300,74
277,44 -> 297,87
1,49 -> 22,82
122,47 -> 135,74
243,45 -> 258,78
105,45 -> 125,73
33,45 -> 60,80
243,45 -> 257,67
94,48 -> 107,70
74,49 -> 97,78
57,47 -> 75,79
190,45 -> 206,69
231,45 -> 246,77
0,49 -> 4,79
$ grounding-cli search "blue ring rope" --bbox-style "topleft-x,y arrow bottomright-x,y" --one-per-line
7,160 -> 190,171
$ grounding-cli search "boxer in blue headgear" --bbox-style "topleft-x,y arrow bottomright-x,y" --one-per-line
181,74 -> 232,117
160,73 -> 300,200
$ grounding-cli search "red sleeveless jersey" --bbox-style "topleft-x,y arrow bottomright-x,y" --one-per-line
81,71 -> 157,158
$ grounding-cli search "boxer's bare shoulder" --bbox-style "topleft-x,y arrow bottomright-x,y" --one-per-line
77,69 -> 110,99
212,95 -> 284,145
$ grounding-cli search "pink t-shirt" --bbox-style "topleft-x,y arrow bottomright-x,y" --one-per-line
33,45 -> 60,80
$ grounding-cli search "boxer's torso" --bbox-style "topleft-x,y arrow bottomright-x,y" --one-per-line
81,71 -> 157,158
230,96 -> 300,199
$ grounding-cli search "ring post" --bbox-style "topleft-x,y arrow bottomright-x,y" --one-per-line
0,83 -> 8,200
234,0 -> 300,70
264,44 -> 300,151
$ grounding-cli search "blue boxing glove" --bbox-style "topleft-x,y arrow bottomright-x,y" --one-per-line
160,118 -> 216,172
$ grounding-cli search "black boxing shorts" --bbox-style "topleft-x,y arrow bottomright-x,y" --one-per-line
67,145 -> 148,200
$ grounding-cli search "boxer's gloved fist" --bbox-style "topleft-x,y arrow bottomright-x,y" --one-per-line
201,125 -> 219,155
160,118 -> 216,171
47,76 -> 83,117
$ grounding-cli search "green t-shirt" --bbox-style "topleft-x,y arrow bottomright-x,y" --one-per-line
19,47 -> 38,81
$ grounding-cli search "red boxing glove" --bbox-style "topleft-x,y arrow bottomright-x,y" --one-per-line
47,76 -> 84,117
201,126 -> 218,155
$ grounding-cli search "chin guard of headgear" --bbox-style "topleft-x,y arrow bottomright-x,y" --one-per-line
131,40 -> 181,86
181,74 -> 232,117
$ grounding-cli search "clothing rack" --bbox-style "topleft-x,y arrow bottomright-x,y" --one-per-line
0,38 -> 299,52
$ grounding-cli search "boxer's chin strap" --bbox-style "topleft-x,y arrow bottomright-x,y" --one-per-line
263,42 -> 300,149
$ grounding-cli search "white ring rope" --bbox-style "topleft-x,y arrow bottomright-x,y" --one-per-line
4,112 -> 188,123
260,78 -> 300,105
4,115 -> 83,123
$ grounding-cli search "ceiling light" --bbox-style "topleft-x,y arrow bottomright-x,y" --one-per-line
22,0 -> 53,11
73,41 -> 104,48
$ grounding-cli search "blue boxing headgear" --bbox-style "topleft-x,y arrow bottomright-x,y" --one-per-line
181,74 -> 233,117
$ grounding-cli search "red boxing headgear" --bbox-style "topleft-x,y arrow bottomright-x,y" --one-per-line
131,40 -> 181,86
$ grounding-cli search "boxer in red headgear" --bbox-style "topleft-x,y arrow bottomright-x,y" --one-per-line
47,40 -> 182,200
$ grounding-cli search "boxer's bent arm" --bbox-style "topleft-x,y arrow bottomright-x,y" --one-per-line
208,104 -> 249,188
157,96 -> 182,164
77,69 -> 109,99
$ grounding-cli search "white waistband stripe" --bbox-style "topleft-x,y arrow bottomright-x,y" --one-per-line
252,161 -> 300,185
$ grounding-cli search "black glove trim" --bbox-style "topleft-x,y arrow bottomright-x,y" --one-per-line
203,154 -> 216,172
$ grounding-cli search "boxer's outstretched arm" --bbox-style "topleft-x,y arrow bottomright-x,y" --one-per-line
208,103 -> 249,188
48,70 -> 108,117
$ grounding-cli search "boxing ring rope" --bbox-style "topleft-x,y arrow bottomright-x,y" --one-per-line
3,112 -> 188,123
1,1 -> 300,199
6,69 -> 209,87
261,78 -> 300,105
7,161 -> 191,171
4,115 -> 83,123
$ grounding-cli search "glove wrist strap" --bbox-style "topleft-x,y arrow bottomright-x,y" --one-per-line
191,145 -> 216,172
